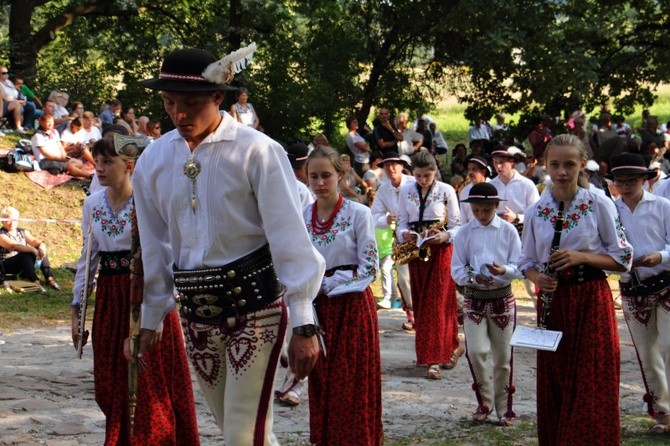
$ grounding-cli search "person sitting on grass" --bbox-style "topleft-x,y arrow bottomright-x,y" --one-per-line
0,206 -> 60,293
31,114 -> 93,178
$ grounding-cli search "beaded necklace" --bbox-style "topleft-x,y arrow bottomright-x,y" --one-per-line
311,195 -> 344,235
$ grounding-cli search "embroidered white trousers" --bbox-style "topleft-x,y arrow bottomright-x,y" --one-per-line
182,299 -> 287,446
622,291 -> 670,421
463,294 -> 516,419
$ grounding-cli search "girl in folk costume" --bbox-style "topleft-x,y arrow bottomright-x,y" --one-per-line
451,182 -> 522,426
397,149 -> 462,380
609,152 -> 670,434
70,137 -> 199,446
519,134 -> 632,446
304,146 -> 382,445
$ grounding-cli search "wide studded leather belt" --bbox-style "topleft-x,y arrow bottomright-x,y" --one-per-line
621,271 -> 670,297
173,244 -> 284,324
464,284 -> 512,301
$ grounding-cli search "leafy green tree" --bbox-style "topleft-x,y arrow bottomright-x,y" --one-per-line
438,0 -> 670,138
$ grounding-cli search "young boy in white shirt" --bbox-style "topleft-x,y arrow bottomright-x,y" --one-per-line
452,182 -> 522,426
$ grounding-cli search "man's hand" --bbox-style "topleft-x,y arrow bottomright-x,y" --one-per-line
70,306 -> 88,351
288,334 -> 320,380
128,328 -> 156,364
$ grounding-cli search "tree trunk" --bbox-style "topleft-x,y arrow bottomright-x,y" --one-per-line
8,0 -> 38,82
357,23 -> 401,125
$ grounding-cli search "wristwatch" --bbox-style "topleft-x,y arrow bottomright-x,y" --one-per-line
293,324 -> 318,337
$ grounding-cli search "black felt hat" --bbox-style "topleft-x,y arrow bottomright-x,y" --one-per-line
466,155 -> 490,177
460,182 -> 505,204
141,48 -> 238,92
605,153 -> 657,180
286,143 -> 309,169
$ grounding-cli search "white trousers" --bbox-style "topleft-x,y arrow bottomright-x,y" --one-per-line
182,299 -> 287,446
379,254 -> 399,301
463,294 -> 516,419
622,290 -> 670,419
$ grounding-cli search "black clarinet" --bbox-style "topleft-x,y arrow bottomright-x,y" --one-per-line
538,200 -> 565,329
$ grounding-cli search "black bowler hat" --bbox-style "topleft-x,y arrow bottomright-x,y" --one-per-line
286,143 -> 309,169
460,182 -> 505,204
466,155 -> 490,177
606,153 -> 657,180
142,44 -> 256,92
380,151 -> 410,169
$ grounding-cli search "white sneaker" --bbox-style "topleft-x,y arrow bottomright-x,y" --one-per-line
377,298 -> 391,310
15,126 -> 25,133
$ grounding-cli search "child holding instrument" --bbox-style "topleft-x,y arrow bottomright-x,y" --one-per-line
519,134 -> 632,445
452,182 -> 522,426
71,136 -> 199,445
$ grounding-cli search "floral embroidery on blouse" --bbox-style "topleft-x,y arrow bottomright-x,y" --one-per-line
307,214 -> 353,246
536,198 -> 595,231
406,189 -> 443,208
360,241 -> 378,279
92,205 -> 130,237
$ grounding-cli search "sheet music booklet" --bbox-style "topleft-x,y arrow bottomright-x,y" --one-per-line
510,325 -> 562,352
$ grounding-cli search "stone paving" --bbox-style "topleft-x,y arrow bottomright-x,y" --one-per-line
0,296 -> 648,445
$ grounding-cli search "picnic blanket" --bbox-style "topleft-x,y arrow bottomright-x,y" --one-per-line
24,171 -> 75,189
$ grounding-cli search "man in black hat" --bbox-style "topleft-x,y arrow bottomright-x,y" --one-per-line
370,151 -> 415,328
132,47 -> 325,444
459,155 -> 490,225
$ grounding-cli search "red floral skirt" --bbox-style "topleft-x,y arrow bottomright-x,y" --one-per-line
309,288 -> 382,446
409,243 -> 459,365
536,279 -> 620,446
92,272 -> 200,445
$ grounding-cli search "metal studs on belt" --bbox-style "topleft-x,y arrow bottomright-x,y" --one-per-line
227,270 -> 236,279
233,287 -> 242,294
238,299 -> 247,307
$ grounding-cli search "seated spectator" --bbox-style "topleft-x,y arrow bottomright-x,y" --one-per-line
12,75 -> 43,110
363,151 -> 385,193
339,153 -> 369,204
31,115 -> 92,178
146,120 -> 161,141
467,117 -> 490,144
429,122 -> 448,155
137,115 -> 149,136
229,87 -> 260,129
81,111 -> 102,144
0,66 -> 35,132
61,117 -> 95,165
99,99 -> 121,126
120,105 -> 139,135
451,143 -> 467,178
0,206 -> 60,292
47,90 -> 70,126
70,101 -> 85,119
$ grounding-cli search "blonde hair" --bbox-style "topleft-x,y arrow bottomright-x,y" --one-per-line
545,134 -> 590,188
306,146 -> 345,175
0,206 -> 19,219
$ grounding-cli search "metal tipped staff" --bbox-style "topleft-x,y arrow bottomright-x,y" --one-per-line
128,203 -> 142,436
76,214 -> 94,359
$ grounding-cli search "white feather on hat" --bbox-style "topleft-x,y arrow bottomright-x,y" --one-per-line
202,42 -> 257,85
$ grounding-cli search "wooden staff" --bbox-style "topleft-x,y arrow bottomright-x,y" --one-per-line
76,216 -> 94,359
128,204 -> 143,436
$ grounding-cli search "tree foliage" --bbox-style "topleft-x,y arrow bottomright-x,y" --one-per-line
1,0 -> 669,144
438,0 -> 670,137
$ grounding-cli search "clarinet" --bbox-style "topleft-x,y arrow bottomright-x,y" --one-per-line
538,200 -> 565,329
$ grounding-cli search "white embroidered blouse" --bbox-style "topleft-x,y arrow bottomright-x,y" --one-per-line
303,198 -> 379,296
72,190 -> 133,305
518,187 -> 632,274
397,180 -> 461,240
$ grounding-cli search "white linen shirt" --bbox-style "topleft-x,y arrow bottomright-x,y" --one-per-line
370,174 -> 415,229
653,177 -> 670,201
296,180 -> 315,207
451,215 -> 522,288
72,190 -> 133,305
304,199 -> 378,296
397,180 -> 461,240
132,112 -> 325,330
615,191 -> 670,281
489,170 -> 540,224
518,187 -> 632,274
